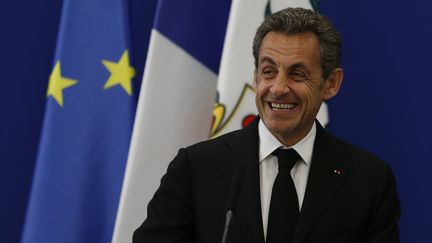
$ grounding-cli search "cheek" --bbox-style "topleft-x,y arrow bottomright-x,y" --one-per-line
263,80 -> 275,90
298,82 -> 323,100
255,82 -> 269,97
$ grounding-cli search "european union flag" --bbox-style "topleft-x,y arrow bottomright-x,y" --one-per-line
21,0 -> 136,242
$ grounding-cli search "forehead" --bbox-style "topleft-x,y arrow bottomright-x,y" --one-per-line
258,31 -> 321,66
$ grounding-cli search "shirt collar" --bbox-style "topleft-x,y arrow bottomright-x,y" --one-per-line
258,119 -> 317,165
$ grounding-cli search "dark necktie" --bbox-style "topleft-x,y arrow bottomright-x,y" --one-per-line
266,148 -> 300,243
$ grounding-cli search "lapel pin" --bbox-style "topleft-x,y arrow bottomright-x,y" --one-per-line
333,169 -> 341,175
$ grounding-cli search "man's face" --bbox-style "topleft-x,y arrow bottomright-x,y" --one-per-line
254,31 -> 341,146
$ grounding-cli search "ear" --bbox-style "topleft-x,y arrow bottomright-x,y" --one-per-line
253,69 -> 258,90
323,68 -> 343,100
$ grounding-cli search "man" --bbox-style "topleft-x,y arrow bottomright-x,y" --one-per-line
134,8 -> 400,243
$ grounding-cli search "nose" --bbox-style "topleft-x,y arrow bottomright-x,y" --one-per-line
269,75 -> 290,95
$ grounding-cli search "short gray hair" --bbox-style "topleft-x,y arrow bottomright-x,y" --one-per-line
253,8 -> 341,79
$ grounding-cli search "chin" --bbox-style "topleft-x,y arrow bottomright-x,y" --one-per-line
265,119 -> 297,136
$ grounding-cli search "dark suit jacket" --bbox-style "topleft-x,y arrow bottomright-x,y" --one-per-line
133,118 -> 400,243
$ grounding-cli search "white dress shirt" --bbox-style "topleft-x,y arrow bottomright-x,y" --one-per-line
258,120 -> 317,238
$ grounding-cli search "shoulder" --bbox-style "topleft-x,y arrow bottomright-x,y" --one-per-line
339,136 -> 388,171
321,127 -> 395,186
335,134 -> 385,165
184,118 -> 259,157
182,127 -> 251,158
317,123 -> 387,168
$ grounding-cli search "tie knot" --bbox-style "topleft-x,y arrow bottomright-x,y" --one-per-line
273,148 -> 300,171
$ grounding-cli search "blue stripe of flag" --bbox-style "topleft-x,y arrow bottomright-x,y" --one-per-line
154,0 -> 231,73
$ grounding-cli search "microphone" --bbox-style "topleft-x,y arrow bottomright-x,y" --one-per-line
221,163 -> 244,243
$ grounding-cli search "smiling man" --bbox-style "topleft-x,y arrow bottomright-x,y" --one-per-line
254,30 -> 341,147
134,8 -> 400,243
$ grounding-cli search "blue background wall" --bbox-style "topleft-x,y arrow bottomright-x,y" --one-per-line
1,1 -> 430,242
0,2 -> 62,243
321,2 -> 432,242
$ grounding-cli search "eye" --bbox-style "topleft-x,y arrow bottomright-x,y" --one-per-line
289,71 -> 309,82
261,68 -> 276,78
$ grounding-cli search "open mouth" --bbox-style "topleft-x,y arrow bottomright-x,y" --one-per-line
270,102 -> 298,111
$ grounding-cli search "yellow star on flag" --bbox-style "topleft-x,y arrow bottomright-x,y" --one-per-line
46,61 -> 78,107
102,50 -> 136,95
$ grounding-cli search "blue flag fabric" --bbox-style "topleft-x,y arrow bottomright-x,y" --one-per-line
21,1 -> 136,242
154,0 -> 231,73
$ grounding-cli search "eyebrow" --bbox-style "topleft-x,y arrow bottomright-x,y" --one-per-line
289,63 -> 309,71
259,56 -> 277,66
259,56 -> 309,71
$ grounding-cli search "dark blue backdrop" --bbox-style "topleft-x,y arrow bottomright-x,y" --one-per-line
1,1 -> 430,242
321,2 -> 432,242
0,2 -> 61,243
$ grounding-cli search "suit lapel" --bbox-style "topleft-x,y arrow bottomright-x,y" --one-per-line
219,118 -> 265,243
293,123 -> 350,243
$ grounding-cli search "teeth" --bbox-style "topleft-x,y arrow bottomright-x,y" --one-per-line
271,103 -> 296,109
